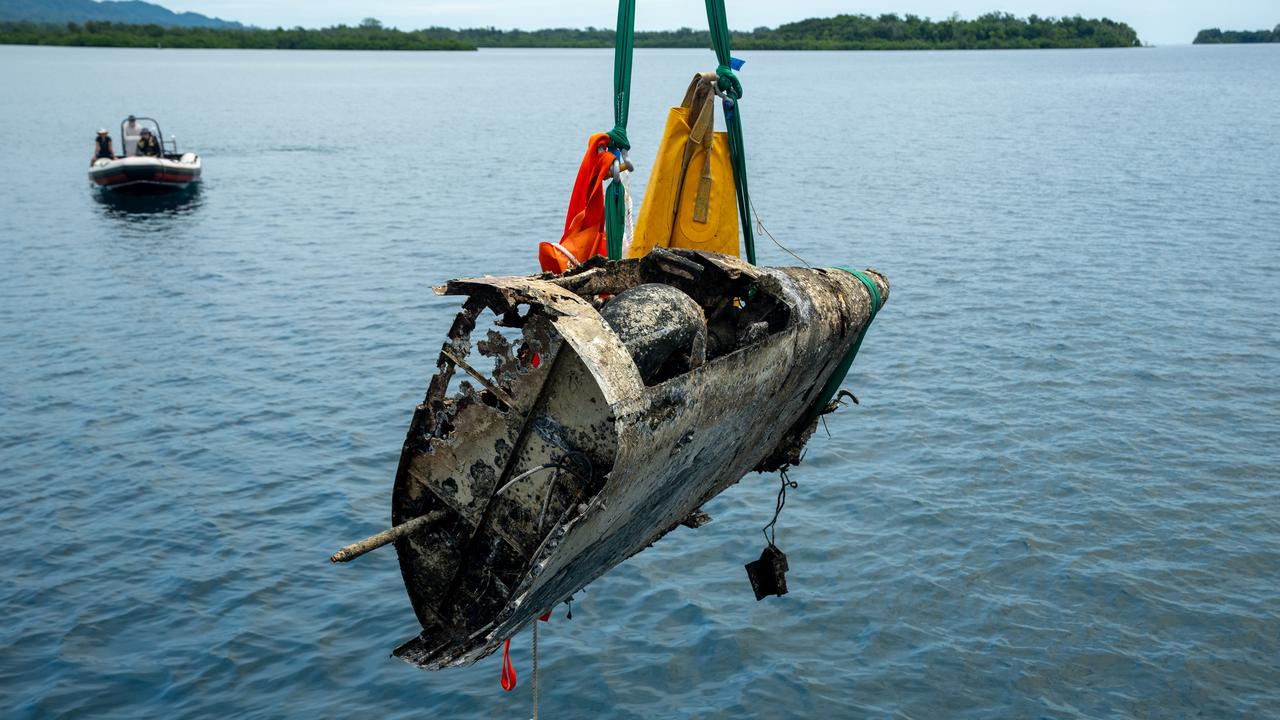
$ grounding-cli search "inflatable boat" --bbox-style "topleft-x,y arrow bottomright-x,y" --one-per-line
90,155 -> 201,195
89,117 -> 201,195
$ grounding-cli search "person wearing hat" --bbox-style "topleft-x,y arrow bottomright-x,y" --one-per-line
135,127 -> 161,158
123,115 -> 141,156
91,129 -> 117,165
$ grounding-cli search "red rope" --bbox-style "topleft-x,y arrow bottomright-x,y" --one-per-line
500,639 -> 517,691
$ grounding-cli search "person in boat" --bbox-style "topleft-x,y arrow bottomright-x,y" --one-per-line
123,115 -> 141,156
92,129 -> 116,165
135,128 -> 161,158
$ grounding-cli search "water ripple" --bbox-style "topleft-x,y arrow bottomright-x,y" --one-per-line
0,44 -> 1278,719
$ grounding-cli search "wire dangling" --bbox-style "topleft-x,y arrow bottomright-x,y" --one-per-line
761,469 -> 798,549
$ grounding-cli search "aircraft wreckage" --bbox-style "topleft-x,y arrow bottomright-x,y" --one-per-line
332,249 -> 887,669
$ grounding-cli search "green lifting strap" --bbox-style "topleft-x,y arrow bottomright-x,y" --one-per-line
803,268 -> 883,426
603,0 -> 635,260
602,0 -> 756,264
704,0 -> 757,265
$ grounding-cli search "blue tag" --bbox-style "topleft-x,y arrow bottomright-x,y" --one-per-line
730,56 -> 745,71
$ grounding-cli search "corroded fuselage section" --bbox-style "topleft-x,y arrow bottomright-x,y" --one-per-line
391,250 -> 888,668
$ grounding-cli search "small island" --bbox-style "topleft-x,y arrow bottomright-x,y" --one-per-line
1193,25 -> 1279,44
0,13 -> 1142,52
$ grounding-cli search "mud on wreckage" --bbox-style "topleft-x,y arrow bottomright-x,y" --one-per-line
332,249 -> 887,669
329,0 -> 890,681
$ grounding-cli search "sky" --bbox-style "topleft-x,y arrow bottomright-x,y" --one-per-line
160,1 -> 1278,46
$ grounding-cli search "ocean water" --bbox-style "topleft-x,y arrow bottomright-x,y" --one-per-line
1,44 -> 1277,718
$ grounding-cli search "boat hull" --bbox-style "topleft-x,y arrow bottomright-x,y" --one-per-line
386,250 -> 888,669
89,155 -> 201,195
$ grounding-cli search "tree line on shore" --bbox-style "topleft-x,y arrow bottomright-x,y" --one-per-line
0,13 -> 1142,51
0,19 -> 473,50
1193,25 -> 1279,44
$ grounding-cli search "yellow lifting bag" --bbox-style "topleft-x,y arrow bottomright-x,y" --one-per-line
628,72 -> 739,259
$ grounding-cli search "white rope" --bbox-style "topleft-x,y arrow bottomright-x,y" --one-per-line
620,169 -> 636,258
545,243 -> 583,269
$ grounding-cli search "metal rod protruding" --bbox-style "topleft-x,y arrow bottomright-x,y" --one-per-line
330,509 -> 445,563
441,348 -> 517,409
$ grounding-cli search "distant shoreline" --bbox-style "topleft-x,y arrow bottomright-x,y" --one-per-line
0,14 -> 1142,52
1193,26 -> 1279,44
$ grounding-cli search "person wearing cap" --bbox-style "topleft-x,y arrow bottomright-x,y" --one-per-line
92,129 -> 117,165
135,127 -> 161,158
123,115 -> 141,156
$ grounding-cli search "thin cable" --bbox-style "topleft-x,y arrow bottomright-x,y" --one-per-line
761,469 -> 799,548
749,195 -> 811,268
493,463 -> 559,499
536,451 -> 594,531
537,474 -> 559,533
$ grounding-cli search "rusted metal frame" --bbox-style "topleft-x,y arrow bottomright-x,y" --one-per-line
440,308 -> 645,658
476,329 -> 519,381
480,269 -> 838,647
426,296 -> 487,406
435,464 -> 594,661
440,347 -> 517,409
398,291 -> 551,637
383,257 -> 889,668
546,248 -> 715,298
754,268 -> 888,471
547,268 -> 640,298
440,281 -> 572,320
429,343 -> 570,634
